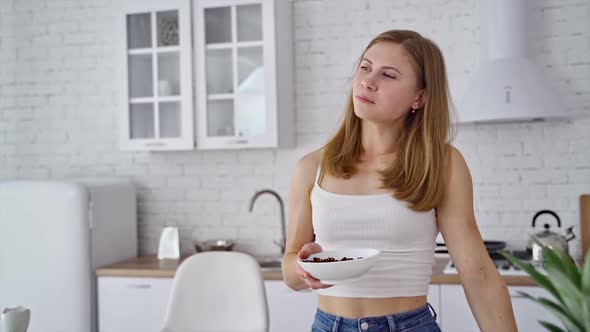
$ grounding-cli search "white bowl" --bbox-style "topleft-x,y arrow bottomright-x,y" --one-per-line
297,248 -> 380,284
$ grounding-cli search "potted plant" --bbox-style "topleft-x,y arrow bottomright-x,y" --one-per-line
501,239 -> 590,332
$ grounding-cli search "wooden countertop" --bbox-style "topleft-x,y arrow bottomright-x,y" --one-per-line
96,255 -> 540,286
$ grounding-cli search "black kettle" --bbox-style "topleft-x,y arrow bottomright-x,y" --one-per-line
526,210 -> 576,263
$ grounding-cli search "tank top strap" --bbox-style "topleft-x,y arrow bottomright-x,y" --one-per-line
315,166 -> 321,184
315,164 -> 326,186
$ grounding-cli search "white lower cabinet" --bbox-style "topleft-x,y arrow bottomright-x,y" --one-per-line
440,284 -> 564,332
97,277 -> 173,332
509,286 -> 564,332
97,276 -> 562,332
264,280 -> 318,332
97,277 -> 317,332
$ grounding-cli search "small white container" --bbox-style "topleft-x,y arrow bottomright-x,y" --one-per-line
1,306 -> 31,332
157,226 -> 180,260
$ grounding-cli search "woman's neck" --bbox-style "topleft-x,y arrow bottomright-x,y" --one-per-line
359,120 -> 403,160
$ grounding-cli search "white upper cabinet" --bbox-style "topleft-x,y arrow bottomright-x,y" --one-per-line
193,0 -> 294,150
120,0 -> 194,151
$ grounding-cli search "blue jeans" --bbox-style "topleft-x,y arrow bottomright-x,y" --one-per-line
311,303 -> 441,332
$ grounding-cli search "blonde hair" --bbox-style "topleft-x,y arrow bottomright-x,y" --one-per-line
320,30 -> 455,212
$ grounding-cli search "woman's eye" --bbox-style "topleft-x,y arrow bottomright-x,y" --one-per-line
360,66 -> 370,72
383,73 -> 396,79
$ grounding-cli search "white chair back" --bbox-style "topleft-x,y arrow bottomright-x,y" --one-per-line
161,252 -> 269,332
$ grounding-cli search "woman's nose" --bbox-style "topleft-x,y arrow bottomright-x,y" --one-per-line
361,75 -> 377,90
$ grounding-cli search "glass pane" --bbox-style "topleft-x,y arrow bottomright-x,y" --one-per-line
159,102 -> 181,138
157,10 -> 179,47
127,13 -> 151,49
236,47 -> 265,137
128,54 -> 153,98
130,103 -> 155,138
238,46 -> 263,86
237,4 -> 262,42
157,52 -> 180,96
207,99 -> 234,137
206,49 -> 233,94
205,7 -> 231,44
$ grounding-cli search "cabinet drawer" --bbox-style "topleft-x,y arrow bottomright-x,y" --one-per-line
98,277 -> 173,332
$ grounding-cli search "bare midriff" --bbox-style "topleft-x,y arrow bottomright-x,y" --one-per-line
318,294 -> 427,319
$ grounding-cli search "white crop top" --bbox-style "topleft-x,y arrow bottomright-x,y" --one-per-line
311,168 -> 438,298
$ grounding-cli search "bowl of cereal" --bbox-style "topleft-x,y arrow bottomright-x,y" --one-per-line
297,248 -> 380,284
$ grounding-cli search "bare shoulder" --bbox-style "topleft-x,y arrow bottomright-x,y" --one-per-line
446,144 -> 472,182
292,150 -> 321,189
297,149 -> 321,169
439,145 -> 473,209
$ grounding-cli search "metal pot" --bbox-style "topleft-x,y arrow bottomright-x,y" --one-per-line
194,239 -> 235,252
526,210 -> 576,263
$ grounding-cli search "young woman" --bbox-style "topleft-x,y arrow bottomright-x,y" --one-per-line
282,30 -> 518,332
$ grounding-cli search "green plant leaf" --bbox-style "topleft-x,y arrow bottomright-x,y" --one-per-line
539,321 -> 566,332
501,251 -> 562,302
582,249 -> 590,295
539,320 -> 567,332
544,265 -> 585,327
539,238 -> 581,288
519,293 -> 584,332
503,240 -> 590,332
581,297 -> 590,332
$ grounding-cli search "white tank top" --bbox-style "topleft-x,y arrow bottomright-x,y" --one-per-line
311,168 -> 438,298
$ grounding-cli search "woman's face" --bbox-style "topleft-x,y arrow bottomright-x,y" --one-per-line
352,42 -> 423,123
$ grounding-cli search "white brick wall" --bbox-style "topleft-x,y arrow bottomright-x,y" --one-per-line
0,0 -> 588,260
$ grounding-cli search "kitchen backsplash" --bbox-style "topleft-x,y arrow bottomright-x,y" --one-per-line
0,0 -> 588,259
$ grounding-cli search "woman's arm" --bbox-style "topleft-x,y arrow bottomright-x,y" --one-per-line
282,151 -> 320,290
437,146 -> 518,332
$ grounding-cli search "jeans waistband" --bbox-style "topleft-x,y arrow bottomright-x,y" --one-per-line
314,302 -> 437,331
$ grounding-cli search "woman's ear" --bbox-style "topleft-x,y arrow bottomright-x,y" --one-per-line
412,89 -> 426,109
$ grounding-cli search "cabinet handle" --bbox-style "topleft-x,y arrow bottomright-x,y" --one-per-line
229,139 -> 249,144
145,142 -> 167,147
127,284 -> 152,289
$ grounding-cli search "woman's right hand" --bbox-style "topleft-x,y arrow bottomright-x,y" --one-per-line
295,243 -> 333,289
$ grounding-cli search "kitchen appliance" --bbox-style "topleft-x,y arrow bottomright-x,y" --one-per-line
459,0 -> 565,123
527,210 -> 576,263
443,250 -> 542,276
0,179 -> 137,332
440,239 -> 545,276
435,240 -> 505,255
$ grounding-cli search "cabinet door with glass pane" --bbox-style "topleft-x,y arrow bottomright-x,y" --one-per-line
193,0 -> 294,150
121,0 -> 194,151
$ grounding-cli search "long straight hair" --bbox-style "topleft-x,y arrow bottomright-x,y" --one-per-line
320,30 -> 455,212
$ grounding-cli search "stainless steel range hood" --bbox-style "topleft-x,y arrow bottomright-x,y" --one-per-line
459,0 -> 564,123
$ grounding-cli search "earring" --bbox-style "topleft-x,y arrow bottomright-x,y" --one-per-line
411,108 -> 416,114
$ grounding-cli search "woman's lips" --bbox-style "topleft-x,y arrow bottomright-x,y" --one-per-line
355,95 -> 374,104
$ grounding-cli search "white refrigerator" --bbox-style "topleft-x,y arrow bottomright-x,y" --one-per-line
0,179 -> 138,332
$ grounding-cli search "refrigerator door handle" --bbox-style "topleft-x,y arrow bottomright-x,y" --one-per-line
88,201 -> 94,230
126,283 -> 152,289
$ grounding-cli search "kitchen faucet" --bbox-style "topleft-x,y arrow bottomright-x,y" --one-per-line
248,189 -> 286,256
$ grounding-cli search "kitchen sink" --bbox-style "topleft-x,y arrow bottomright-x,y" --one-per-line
256,257 -> 282,271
